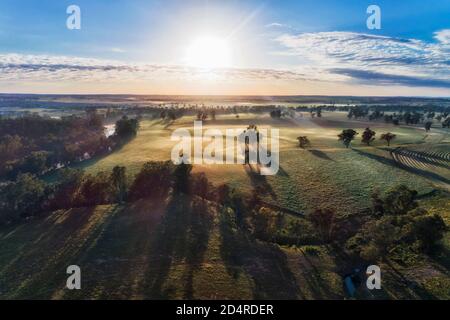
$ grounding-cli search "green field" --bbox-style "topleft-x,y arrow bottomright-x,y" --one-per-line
83,112 -> 447,216
1,111 -> 449,299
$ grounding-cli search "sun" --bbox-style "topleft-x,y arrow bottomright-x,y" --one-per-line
185,36 -> 232,69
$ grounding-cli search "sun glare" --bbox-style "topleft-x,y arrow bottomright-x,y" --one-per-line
185,36 -> 232,69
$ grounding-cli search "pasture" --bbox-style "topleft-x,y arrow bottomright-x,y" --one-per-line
83,111 -> 448,217
1,110 -> 449,300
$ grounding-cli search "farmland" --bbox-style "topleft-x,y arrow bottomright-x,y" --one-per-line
1,104 -> 449,300
82,112 -> 447,216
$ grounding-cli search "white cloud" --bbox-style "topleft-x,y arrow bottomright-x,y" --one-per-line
1,31 -> 449,90
266,22 -> 284,28
0,53 -> 306,83
434,29 -> 450,45
275,31 -> 450,88
110,47 -> 126,53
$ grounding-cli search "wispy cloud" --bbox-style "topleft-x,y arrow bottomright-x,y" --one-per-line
434,29 -> 450,45
266,22 -> 284,28
0,53 -> 306,83
276,31 -> 450,88
1,30 -> 449,90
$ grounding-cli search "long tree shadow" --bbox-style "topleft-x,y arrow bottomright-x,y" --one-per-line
219,209 -> 300,299
244,165 -> 277,200
142,195 -> 192,299
381,260 -> 438,300
353,148 -> 450,185
182,199 -> 214,299
0,205 -> 120,299
60,199 -> 168,300
143,194 -> 214,299
308,149 -> 335,161
429,245 -> 450,272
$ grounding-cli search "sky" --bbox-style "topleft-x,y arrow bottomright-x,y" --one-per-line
0,0 -> 449,96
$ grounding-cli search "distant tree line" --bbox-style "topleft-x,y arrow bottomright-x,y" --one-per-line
346,105 -> 450,129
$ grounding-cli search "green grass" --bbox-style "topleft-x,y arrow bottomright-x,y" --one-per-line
2,111 -> 448,300
84,112 -> 443,216
0,197 -> 344,299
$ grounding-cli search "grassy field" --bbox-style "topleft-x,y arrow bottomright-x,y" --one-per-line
1,111 -> 449,299
0,196 -> 346,299
83,112 -> 447,216
1,194 -> 448,299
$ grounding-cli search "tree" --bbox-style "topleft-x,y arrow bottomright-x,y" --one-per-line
252,207 -> 271,240
76,171 -> 113,206
111,166 -> 127,203
411,214 -> 447,253
362,218 -> 398,261
115,116 -> 139,139
442,117 -> 450,129
0,173 -> 46,223
0,135 -> 23,162
361,127 -> 376,145
216,183 -> 231,205
297,136 -> 311,149
308,209 -> 335,243
173,162 -> 193,194
191,172 -> 211,199
22,151 -> 51,175
370,189 -> 385,217
270,110 -> 282,119
425,121 -> 432,132
383,185 -> 418,215
49,168 -> 83,210
347,217 -> 398,262
380,132 -> 396,146
128,161 -> 173,200
338,129 -> 358,148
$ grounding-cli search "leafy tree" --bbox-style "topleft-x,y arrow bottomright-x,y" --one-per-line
115,116 -> 139,139
347,216 -> 398,261
308,209 -> 335,243
0,135 -> 23,162
129,161 -> 173,200
361,127 -> 376,145
270,110 -> 282,118
410,214 -> 447,253
442,117 -> 450,128
383,185 -> 418,215
76,171 -> 113,206
253,207 -> 270,239
380,132 -> 396,146
297,136 -> 311,149
252,207 -> 278,240
191,172 -> 212,199
173,162 -> 193,194
48,168 -> 83,210
338,129 -> 358,148
216,183 -> 231,205
425,121 -> 432,132
111,166 -> 127,203
0,173 -> 46,223
22,151 -> 51,175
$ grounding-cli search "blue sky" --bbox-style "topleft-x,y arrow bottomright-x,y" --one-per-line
0,0 -> 449,95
